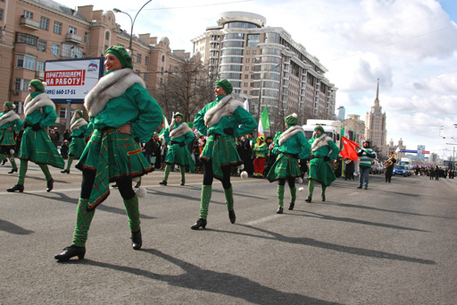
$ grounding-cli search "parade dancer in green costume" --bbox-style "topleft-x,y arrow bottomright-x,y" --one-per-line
305,126 -> 340,202
7,80 -> 64,193
267,113 -> 311,213
191,79 -> 257,229
159,112 -> 195,186
0,102 -> 23,174
54,46 -> 163,262
61,110 -> 92,174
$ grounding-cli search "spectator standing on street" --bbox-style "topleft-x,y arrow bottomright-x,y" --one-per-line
384,152 -> 397,183
61,110 -> 92,174
357,140 -> 377,190
54,46 -> 163,262
0,101 -> 23,174
7,80 -> 64,193
191,79 -> 257,230
253,135 -> 267,177
159,113 -> 195,186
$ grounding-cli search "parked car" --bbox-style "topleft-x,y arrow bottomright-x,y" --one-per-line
393,165 -> 410,177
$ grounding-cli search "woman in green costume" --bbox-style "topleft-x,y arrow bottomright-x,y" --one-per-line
267,113 -> 311,213
54,46 -> 163,262
0,102 -> 23,174
305,125 -> 340,202
191,79 -> 257,229
7,80 -> 64,193
159,112 -> 195,186
61,110 -> 92,174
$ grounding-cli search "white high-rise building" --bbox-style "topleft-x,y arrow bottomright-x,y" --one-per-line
191,12 -> 337,131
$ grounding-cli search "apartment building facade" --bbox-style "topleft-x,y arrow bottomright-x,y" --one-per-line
191,11 -> 337,129
1,0 -> 188,129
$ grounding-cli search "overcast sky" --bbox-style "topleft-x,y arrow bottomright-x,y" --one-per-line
69,0 -> 457,159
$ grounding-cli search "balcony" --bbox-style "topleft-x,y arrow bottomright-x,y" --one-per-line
65,32 -> 82,44
19,16 -> 40,30
35,71 -> 44,79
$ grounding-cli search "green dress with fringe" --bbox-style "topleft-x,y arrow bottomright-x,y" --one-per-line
19,93 -> 64,168
194,95 -> 257,180
267,126 -> 311,182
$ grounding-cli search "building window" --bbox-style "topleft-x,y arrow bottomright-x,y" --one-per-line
145,56 -> 149,65
245,66 -> 249,71
16,32 -> 38,47
162,55 -> 165,62
68,26 -> 76,34
62,44 -> 82,58
247,34 -> 260,47
59,108 -> 66,119
38,39 -> 47,52
0,9 -> 3,21
23,11 -> 33,19
40,17 -> 49,30
15,78 -> 31,91
136,53 -> 142,64
37,61 -> 44,71
53,22 -> 62,34
105,32 -> 109,40
246,58 -> 250,63
244,74 -> 249,79
51,43 -> 60,56
246,50 -> 250,55
135,69 -> 140,75
84,32 -> 89,43
17,55 -> 36,70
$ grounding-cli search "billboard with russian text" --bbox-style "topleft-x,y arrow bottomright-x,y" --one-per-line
44,58 -> 104,103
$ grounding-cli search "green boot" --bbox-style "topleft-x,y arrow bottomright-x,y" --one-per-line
191,185 -> 212,230
123,195 -> 141,249
289,186 -> 297,210
277,185 -> 285,214
72,198 -> 96,247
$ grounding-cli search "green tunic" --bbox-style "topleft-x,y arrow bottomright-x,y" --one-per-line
308,134 -> 340,186
0,111 -> 23,147
19,92 -> 64,168
164,121 -> 196,169
267,126 -> 311,182
194,95 -> 257,179
77,80 -> 163,210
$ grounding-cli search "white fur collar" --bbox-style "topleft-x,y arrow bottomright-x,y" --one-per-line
0,111 -> 20,128
70,117 -> 88,132
170,122 -> 192,139
278,126 -> 305,146
23,93 -> 55,117
204,95 -> 244,128
84,69 -> 145,118
311,134 -> 331,152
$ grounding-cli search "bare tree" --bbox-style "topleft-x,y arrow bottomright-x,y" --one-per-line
156,59 -> 217,123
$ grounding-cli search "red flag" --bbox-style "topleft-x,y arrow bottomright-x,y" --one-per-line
340,136 -> 360,162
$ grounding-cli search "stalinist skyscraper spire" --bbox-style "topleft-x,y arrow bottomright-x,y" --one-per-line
365,79 -> 388,158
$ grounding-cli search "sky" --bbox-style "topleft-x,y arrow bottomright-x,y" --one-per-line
68,0 -> 457,160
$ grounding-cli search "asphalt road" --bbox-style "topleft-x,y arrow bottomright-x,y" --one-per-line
1,163 -> 456,304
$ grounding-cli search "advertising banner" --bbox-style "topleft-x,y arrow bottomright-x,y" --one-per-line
44,58 -> 104,103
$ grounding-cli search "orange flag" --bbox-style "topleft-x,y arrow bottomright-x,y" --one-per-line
340,136 -> 360,162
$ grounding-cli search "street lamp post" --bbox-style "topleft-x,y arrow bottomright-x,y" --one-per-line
113,0 -> 152,55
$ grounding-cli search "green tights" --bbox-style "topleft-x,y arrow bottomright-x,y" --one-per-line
17,159 -> 52,185
307,179 -> 326,198
72,195 -> 140,247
